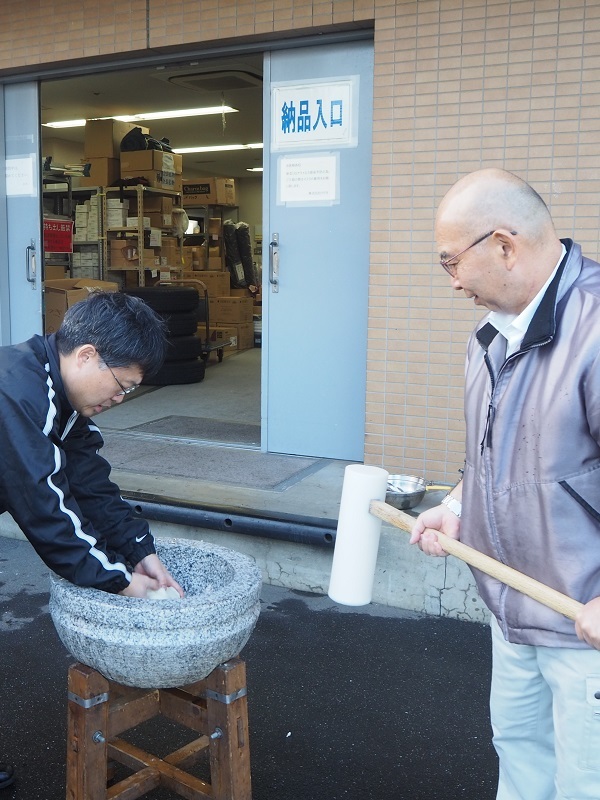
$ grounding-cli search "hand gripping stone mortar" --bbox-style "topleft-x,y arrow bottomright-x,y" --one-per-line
328,464 -> 582,621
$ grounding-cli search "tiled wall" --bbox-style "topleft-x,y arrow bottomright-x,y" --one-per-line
2,0 -> 599,482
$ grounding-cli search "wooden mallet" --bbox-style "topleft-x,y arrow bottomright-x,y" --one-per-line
328,465 -> 582,621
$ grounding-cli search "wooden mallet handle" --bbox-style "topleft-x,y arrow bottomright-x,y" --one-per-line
369,500 -> 583,622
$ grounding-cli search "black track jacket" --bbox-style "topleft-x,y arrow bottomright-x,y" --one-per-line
0,333 -> 155,592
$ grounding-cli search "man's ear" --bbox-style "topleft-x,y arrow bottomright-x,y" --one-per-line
495,229 -> 518,270
74,344 -> 98,366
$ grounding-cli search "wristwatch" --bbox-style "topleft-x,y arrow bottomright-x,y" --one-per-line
441,494 -> 462,518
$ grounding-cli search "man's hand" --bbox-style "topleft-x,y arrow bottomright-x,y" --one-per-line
409,504 -> 462,557
575,596 -> 600,650
119,554 -> 185,598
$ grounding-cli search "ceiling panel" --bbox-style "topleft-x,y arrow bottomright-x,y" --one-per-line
41,55 -> 264,179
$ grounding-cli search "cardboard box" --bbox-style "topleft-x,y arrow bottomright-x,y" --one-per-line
44,265 -> 68,280
220,322 -> 254,351
230,287 -> 256,298
140,196 -> 173,214
126,216 -> 151,228
179,270 -> 230,298
147,212 -> 172,228
120,151 -> 183,174
182,177 -> 236,206
44,279 -> 118,334
208,256 -> 222,270
79,158 -> 120,188
209,296 -> 253,324
160,241 -> 181,269
207,326 -> 237,347
120,170 -> 182,192
109,241 -> 156,270
84,120 -> 149,159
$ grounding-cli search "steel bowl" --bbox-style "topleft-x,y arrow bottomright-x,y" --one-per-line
385,475 -> 451,510
386,475 -> 427,510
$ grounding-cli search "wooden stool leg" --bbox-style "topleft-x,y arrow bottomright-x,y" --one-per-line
66,663 -> 110,800
205,658 -> 252,800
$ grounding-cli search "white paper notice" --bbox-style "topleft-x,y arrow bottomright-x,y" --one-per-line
6,155 -> 36,197
278,153 -> 339,205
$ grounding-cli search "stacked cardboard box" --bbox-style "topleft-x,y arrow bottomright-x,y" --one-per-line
79,120 -> 149,188
72,245 -> 101,279
109,240 -> 158,270
73,197 -> 101,242
120,151 -> 183,192
182,178 -> 236,206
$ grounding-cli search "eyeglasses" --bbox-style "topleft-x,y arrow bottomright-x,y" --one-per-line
105,363 -> 139,396
440,229 -> 518,277
440,231 -> 495,277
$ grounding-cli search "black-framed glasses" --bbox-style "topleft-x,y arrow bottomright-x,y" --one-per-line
105,363 -> 139,396
440,231 -> 495,277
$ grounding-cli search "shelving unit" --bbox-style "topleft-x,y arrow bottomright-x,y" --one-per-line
182,204 -> 238,271
42,177 -> 104,279
104,185 -> 184,287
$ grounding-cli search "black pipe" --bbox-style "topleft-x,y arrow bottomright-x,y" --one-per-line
123,491 -> 337,548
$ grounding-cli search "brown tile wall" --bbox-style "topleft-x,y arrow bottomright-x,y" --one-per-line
1,0 -> 599,482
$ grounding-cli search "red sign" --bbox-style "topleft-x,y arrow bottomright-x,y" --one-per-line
43,219 -> 73,253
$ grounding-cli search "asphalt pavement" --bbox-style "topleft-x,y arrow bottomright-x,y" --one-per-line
0,535 -> 497,800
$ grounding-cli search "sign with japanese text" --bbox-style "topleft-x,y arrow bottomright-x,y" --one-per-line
43,219 -> 73,253
277,153 -> 339,206
6,155 -> 36,197
271,77 -> 359,151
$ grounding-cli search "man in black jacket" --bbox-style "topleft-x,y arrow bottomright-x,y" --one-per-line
0,290 -> 183,789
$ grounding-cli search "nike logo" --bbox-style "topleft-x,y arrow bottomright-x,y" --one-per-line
135,534 -> 148,543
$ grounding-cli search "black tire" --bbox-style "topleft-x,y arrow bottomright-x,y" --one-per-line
143,358 -> 206,385
160,309 -> 198,336
123,286 -> 200,313
164,335 -> 204,361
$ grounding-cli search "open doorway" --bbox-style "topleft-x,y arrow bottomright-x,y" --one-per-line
40,55 -> 264,449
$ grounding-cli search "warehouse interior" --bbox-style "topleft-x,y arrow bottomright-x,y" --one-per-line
40,54 -> 265,448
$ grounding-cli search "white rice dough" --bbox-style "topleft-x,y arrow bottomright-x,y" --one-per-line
146,586 -> 181,600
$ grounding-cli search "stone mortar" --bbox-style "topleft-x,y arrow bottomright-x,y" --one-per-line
49,538 -> 263,688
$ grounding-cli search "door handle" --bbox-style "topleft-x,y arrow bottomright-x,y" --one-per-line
269,233 -> 279,293
26,239 -> 36,289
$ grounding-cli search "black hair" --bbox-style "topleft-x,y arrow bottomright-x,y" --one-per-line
55,291 -> 167,377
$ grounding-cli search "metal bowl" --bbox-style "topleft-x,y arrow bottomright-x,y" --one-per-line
386,475 -> 427,510
385,475 -> 451,510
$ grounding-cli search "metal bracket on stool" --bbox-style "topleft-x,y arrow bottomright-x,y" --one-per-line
67,690 -> 109,709
204,686 -> 247,705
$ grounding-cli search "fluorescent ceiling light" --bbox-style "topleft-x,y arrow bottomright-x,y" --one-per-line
247,167 -> 263,172
42,106 -> 237,129
43,119 -> 86,128
113,106 -> 237,122
174,143 -> 263,154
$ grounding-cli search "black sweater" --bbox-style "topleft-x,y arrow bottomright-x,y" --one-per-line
0,334 -> 155,592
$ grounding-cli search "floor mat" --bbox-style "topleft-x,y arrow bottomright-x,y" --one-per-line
101,431 -> 325,491
129,415 -> 261,446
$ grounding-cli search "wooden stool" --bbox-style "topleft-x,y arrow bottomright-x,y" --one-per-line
65,658 -> 252,800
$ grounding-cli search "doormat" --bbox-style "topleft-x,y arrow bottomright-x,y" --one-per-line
100,432 -> 325,492
129,415 -> 261,446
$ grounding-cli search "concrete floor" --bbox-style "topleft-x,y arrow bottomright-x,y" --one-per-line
99,348 -> 351,520
0,535 -> 498,800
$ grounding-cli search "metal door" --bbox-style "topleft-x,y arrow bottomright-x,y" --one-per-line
263,40 -> 373,460
0,81 -> 42,344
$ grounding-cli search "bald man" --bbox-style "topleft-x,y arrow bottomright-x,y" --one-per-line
411,169 -> 600,800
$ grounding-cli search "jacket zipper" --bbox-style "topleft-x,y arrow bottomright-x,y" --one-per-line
479,337 -> 552,455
